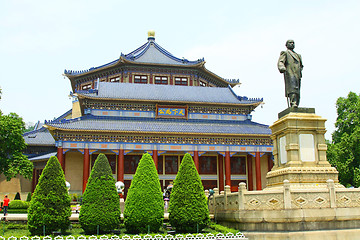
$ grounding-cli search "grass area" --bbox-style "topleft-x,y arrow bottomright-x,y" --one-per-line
0,221 -> 239,238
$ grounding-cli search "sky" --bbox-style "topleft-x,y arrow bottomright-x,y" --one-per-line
1,0 -> 360,140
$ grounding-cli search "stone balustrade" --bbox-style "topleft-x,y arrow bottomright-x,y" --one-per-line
208,180 -> 360,213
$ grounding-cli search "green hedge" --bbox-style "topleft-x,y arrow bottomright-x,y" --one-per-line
79,153 -> 121,234
124,153 -> 164,233
9,200 -> 29,209
169,153 -> 210,233
27,156 -> 71,235
0,208 -> 28,213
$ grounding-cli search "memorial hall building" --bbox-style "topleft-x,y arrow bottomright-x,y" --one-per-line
18,31 -> 273,197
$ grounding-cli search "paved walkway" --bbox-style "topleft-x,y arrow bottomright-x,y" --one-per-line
1,213 -> 173,222
1,213 -> 214,222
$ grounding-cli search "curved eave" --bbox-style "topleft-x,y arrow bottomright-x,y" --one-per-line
76,93 -> 263,108
120,56 -> 205,68
44,124 -> 270,138
200,66 -> 237,87
64,58 -> 124,80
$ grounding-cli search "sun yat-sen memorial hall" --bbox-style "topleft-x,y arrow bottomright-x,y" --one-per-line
2,31 -> 274,197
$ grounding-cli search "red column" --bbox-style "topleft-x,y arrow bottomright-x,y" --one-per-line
225,151 -> 231,187
218,154 -> 224,192
247,154 -> 254,191
268,154 -> 274,172
193,151 -> 199,172
255,152 -> 262,190
83,148 -> 90,193
57,147 -> 64,172
153,150 -> 158,170
117,149 -> 124,182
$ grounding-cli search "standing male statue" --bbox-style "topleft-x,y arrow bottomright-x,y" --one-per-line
278,40 -> 303,108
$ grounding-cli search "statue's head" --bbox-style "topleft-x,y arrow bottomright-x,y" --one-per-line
286,40 -> 295,50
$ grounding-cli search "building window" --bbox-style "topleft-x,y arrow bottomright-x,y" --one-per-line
199,156 -> 217,174
155,76 -> 168,85
110,77 -> 120,82
124,155 -> 141,174
134,75 -> 148,84
165,156 -> 178,174
230,156 -> 246,174
199,81 -> 207,87
82,83 -> 92,90
175,77 -> 188,86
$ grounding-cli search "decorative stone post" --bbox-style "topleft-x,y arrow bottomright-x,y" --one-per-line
283,180 -> 291,209
238,182 -> 247,210
327,179 -> 336,208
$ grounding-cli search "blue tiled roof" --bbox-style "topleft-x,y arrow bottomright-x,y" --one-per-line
76,82 -> 263,105
121,38 -> 204,65
23,110 -> 71,146
64,38 -> 203,75
23,127 -> 55,146
46,116 -> 271,135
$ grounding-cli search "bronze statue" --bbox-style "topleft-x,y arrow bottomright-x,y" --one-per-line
278,40 -> 303,107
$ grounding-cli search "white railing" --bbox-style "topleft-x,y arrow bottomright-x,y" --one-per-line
0,233 -> 247,240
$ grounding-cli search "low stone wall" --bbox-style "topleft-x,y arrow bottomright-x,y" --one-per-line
209,181 -> 360,231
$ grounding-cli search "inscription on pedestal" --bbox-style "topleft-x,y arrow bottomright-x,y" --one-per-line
279,136 -> 287,164
299,134 -> 315,162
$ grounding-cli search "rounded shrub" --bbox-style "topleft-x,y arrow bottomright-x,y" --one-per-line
124,153 -> 164,233
9,200 -> 29,209
27,156 -> 71,235
79,153 -> 121,234
169,153 -> 210,233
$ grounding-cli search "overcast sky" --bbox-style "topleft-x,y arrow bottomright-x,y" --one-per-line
1,0 -> 359,140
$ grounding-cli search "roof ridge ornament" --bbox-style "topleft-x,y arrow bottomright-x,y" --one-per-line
148,30 -> 155,41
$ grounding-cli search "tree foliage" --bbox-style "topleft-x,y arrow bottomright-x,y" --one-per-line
0,112 -> 33,180
124,153 -> 164,233
27,156 -> 71,235
79,154 -> 121,234
169,153 -> 210,233
327,92 -> 360,187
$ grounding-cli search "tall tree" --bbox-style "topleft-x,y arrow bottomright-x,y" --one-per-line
169,153 -> 209,233
0,111 -> 33,180
27,156 -> 71,235
327,92 -> 360,187
124,153 -> 164,233
79,153 -> 121,234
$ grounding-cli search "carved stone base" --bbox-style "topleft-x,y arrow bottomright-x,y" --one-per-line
265,166 -> 344,189
267,109 -> 341,189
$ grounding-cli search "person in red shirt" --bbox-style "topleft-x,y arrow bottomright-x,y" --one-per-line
3,195 -> 10,217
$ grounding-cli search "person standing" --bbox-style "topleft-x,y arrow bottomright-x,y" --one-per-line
278,39 -> 304,108
3,195 -> 10,217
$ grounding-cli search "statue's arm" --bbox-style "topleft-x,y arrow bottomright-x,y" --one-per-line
277,51 -> 287,73
299,54 -> 304,71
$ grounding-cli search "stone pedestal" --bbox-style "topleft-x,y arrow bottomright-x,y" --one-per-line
266,108 -> 342,189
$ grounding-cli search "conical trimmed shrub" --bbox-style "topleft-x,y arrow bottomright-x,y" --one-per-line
79,153 -> 121,234
27,156 -> 71,235
169,153 -> 210,233
14,192 -> 21,200
124,153 -> 164,233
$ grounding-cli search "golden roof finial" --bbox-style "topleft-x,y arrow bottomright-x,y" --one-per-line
148,30 -> 155,40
